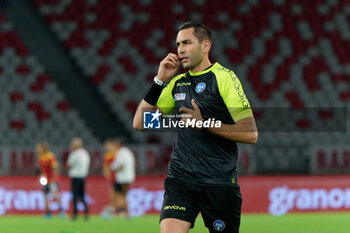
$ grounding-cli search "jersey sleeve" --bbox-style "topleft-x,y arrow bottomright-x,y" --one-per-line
110,154 -> 120,171
49,153 -> 58,168
156,74 -> 183,115
67,153 -> 75,166
216,70 -> 253,122
103,153 -> 109,166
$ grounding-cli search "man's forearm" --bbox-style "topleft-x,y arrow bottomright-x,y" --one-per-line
133,100 -> 157,131
103,166 -> 110,179
207,117 -> 258,144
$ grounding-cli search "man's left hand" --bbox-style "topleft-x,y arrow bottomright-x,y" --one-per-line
179,99 -> 204,129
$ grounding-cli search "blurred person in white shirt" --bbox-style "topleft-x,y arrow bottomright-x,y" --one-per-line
110,139 -> 136,217
66,137 -> 91,220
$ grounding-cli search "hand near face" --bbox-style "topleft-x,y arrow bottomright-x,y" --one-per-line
157,53 -> 180,82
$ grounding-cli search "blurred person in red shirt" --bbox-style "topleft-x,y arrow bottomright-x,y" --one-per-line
36,141 -> 65,218
100,139 -> 118,219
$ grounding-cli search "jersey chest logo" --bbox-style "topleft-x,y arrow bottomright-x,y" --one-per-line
174,93 -> 186,101
195,82 -> 206,93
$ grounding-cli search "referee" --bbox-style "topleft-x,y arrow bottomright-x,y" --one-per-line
133,22 -> 258,233
67,137 -> 91,220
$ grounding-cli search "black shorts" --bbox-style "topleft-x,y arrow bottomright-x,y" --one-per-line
160,177 -> 242,233
42,183 -> 59,194
113,183 -> 130,195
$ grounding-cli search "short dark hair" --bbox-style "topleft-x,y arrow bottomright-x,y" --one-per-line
178,21 -> 212,43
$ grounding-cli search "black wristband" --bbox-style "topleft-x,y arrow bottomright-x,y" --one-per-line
144,82 -> 164,105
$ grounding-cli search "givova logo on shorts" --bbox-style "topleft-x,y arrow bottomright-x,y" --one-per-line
163,205 -> 186,211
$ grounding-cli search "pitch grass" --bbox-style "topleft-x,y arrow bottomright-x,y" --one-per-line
0,212 -> 349,233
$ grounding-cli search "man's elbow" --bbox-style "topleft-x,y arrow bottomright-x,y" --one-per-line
249,131 -> 258,144
133,119 -> 144,131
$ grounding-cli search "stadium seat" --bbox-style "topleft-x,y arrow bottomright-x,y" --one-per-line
32,0 -> 349,137
24,0 -> 350,173
0,13 -> 99,149
9,91 -> 24,102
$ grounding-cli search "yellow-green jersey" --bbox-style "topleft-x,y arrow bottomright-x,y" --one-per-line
157,62 -> 253,185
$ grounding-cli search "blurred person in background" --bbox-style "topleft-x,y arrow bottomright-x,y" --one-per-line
36,141 -> 65,218
109,138 -> 136,218
100,139 -> 118,219
133,21 -> 258,233
66,137 -> 91,220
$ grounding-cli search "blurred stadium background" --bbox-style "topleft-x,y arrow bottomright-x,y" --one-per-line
0,0 -> 350,232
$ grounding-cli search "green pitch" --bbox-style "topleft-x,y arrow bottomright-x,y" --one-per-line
0,213 -> 349,233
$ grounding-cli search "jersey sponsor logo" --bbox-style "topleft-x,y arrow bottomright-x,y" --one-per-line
213,219 -> 225,231
242,100 -> 250,109
143,110 -> 161,129
163,205 -> 186,211
174,93 -> 186,101
195,82 -> 206,93
176,82 -> 191,86
219,66 -> 251,109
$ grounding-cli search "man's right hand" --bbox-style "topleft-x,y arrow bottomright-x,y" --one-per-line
157,53 -> 180,82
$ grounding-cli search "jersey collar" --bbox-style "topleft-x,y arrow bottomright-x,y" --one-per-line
188,62 -> 218,76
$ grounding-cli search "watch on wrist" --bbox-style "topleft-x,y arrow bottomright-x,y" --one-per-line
154,76 -> 165,87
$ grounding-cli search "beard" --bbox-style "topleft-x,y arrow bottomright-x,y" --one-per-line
182,57 -> 202,70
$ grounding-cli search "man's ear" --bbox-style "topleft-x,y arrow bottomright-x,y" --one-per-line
202,40 -> 211,53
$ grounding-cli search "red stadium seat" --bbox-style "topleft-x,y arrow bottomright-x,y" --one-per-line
36,110 -> 51,121
10,150 -> 18,172
21,150 -> 34,168
91,65 -> 110,85
146,149 -> 157,173
10,120 -> 25,131
27,101 -> 51,121
296,118 -> 311,130
340,92 -> 350,102
60,150 -> 70,166
112,82 -> 126,93
285,91 -> 304,109
0,12 -> 99,150
30,83 -> 45,92
27,101 -> 42,112
125,101 -> 138,116
30,0 -> 350,149
56,100 -> 71,112
37,73 -> 51,84
118,56 -> 137,74
9,91 -> 24,102
16,64 -> 31,75
318,109 -> 334,120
